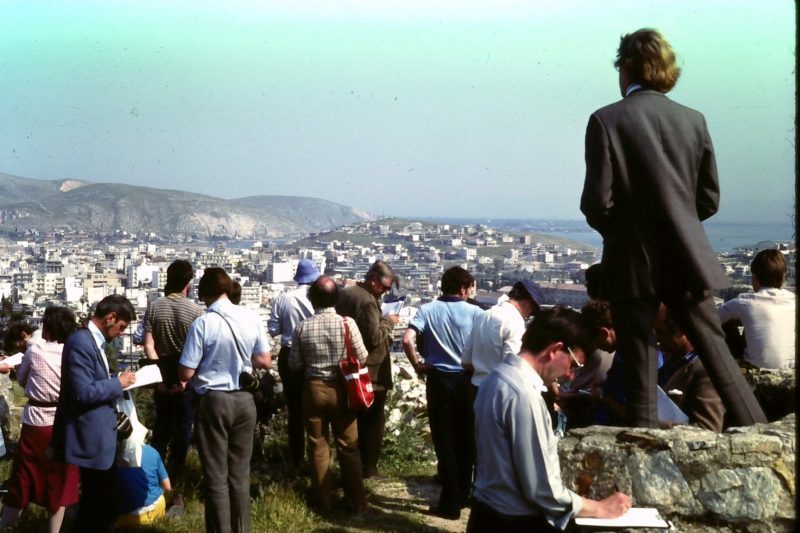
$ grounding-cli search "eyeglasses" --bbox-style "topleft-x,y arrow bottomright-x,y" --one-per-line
565,346 -> 583,371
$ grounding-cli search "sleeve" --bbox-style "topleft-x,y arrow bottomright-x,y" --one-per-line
509,393 -> 581,529
252,314 -> 271,355
717,297 -> 742,325
267,296 -> 282,337
17,345 -> 33,388
502,315 -> 525,358
581,113 -> 614,237
64,340 -> 123,405
356,301 -> 394,365
144,303 -> 154,334
347,317 -> 369,364
288,326 -> 303,370
178,320 -> 204,370
408,306 -> 426,336
695,117 -> 720,221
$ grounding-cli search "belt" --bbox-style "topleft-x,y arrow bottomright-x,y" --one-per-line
28,398 -> 58,408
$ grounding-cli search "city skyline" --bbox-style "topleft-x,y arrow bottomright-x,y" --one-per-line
1,0 -> 794,224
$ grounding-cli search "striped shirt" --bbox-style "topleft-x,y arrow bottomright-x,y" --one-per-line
18,341 -> 65,426
146,293 -> 203,357
289,308 -> 368,381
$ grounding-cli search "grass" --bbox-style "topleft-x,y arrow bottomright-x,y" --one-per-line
0,383 -> 438,532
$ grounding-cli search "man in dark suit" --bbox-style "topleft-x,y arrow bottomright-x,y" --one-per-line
580,28 -> 766,428
55,295 -> 137,532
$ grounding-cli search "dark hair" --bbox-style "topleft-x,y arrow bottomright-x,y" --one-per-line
165,260 -> 194,295
584,264 -> 602,300
93,295 -> 136,323
3,321 -> 37,352
229,281 -> 242,305
43,306 -> 77,344
580,301 -> 613,338
750,249 -> 787,288
521,306 -> 591,355
615,28 -> 681,93
441,266 -> 475,295
308,276 -> 338,309
198,268 -> 233,300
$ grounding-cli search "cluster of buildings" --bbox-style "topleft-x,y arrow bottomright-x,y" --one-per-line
0,221 -> 793,358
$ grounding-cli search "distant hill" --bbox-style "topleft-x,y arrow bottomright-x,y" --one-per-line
0,173 -> 373,238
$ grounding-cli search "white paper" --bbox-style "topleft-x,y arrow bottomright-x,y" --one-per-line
575,507 -> 670,528
382,297 -> 405,316
657,385 -> 690,424
0,352 -> 24,367
123,364 -> 164,390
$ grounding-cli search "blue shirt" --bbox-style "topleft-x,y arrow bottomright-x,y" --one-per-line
117,444 -> 168,514
409,296 -> 483,372
179,298 -> 271,394
473,355 -> 583,528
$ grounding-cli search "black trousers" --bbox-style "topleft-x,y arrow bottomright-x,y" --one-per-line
612,292 -> 766,428
151,387 -> 194,486
358,389 -> 388,478
467,500 -> 560,533
76,466 -> 117,533
278,346 -> 305,466
426,368 -> 474,512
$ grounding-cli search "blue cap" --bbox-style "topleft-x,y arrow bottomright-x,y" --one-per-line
294,259 -> 321,284
516,280 -> 544,308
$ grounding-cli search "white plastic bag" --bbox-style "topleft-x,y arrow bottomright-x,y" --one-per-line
116,390 -> 148,467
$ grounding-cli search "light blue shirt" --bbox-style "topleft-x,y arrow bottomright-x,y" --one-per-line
179,298 -> 271,394
409,296 -> 483,372
267,284 -> 314,347
473,355 -> 583,529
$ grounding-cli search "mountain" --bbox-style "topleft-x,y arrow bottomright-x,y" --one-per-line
0,173 -> 374,238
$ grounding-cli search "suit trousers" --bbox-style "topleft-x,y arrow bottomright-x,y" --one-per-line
357,388 -> 388,478
196,390 -> 256,533
426,368 -> 474,513
76,465 -> 117,533
303,379 -> 367,513
278,346 -> 306,466
612,292 -> 766,428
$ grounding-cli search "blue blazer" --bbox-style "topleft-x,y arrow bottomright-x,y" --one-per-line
53,328 -> 123,470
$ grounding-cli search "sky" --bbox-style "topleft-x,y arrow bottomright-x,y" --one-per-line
0,0 -> 795,224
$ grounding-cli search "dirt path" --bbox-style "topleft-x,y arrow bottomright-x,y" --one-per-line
365,476 -> 470,532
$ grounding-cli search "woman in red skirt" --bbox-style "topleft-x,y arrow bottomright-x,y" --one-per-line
0,307 -> 79,533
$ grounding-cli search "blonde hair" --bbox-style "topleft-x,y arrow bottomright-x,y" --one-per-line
615,29 -> 681,93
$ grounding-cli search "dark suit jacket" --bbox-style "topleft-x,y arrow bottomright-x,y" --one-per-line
53,328 -> 123,470
661,355 -> 725,432
581,89 -> 730,299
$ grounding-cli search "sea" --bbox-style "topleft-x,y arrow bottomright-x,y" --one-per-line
418,218 -> 794,253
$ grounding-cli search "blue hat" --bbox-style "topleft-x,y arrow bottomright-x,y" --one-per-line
294,259 -> 320,284
516,280 -> 544,308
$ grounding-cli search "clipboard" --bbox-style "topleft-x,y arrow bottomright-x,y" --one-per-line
575,507 -> 670,529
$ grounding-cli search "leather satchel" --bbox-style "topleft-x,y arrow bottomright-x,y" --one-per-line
339,317 -> 374,411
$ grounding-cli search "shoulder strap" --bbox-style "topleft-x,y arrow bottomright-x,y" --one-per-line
341,316 -> 356,364
209,309 -> 249,366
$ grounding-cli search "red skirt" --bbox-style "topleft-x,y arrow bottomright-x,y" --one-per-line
3,424 -> 79,512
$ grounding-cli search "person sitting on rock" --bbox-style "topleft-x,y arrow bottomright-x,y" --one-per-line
115,443 -> 172,527
654,304 -> 726,432
718,249 -> 795,370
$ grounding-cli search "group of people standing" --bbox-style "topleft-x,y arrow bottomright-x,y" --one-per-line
0,26 -> 791,533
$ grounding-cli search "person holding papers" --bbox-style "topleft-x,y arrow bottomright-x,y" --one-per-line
470,307 -> 631,532
1,307 -> 79,533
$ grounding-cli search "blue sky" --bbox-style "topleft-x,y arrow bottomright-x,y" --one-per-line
0,0 -> 794,224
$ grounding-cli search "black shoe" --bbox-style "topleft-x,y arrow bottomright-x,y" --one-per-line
428,506 -> 460,520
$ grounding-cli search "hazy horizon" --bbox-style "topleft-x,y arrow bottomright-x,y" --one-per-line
1,1 -> 794,225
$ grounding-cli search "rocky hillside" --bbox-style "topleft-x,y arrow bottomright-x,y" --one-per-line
0,173 -> 373,238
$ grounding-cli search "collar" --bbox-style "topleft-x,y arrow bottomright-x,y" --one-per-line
166,292 -> 187,301
87,320 -> 106,351
507,354 -> 547,393
207,297 -> 232,314
625,83 -> 644,97
438,295 -> 465,303
315,307 -> 338,315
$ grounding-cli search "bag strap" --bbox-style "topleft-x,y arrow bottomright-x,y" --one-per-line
209,309 -> 249,367
341,317 -> 357,365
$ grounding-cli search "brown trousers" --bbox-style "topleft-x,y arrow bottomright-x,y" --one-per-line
303,379 -> 367,513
